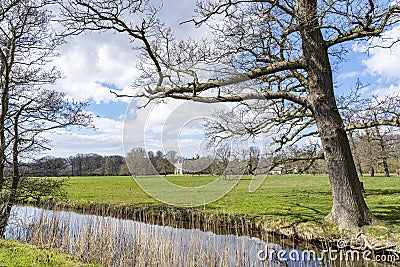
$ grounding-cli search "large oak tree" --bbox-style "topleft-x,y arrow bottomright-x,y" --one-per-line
60,0 -> 400,230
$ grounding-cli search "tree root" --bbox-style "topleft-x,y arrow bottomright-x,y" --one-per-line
349,233 -> 399,257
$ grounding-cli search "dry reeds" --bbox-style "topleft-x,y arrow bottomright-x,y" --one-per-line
6,206 -> 270,267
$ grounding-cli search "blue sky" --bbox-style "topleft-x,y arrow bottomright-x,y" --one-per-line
42,1 -> 400,158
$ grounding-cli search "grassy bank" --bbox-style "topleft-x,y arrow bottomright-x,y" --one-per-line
0,238 -> 99,266
55,174 -> 400,244
63,174 -> 400,226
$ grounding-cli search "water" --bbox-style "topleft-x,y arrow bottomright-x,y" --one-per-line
3,206 -> 393,266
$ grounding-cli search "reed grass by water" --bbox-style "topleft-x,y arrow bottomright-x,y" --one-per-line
6,206 -> 276,267
6,205 -> 397,267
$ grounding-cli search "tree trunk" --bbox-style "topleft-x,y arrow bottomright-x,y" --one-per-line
370,167 -> 375,177
0,109 -> 23,237
297,0 -> 374,230
10,110 -> 21,204
375,126 -> 390,177
356,162 -> 364,177
0,129 -> 17,236
0,61 -> 10,192
0,38 -> 14,236
383,160 -> 390,177
0,203 -> 12,237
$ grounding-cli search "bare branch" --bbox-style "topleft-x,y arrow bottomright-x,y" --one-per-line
345,116 -> 400,131
326,3 -> 400,47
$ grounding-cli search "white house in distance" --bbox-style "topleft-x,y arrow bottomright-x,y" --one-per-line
174,161 -> 183,175
268,166 -> 284,175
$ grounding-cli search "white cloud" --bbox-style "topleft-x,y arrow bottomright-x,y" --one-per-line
154,0 -> 205,40
44,131 -> 123,157
42,115 -> 124,157
361,26 -> 400,79
372,83 -> 400,97
42,0 -> 226,157
92,116 -> 124,134
337,71 -> 360,80
349,26 -> 400,98
51,0 -> 208,105
53,32 -> 140,103
123,99 -> 233,157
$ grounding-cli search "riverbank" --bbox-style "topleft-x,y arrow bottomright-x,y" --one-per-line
6,202 -> 400,266
34,199 -> 400,256
21,174 -> 400,264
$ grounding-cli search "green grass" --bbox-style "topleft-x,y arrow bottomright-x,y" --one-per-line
63,175 -> 157,205
62,174 -> 400,226
0,238 -> 100,266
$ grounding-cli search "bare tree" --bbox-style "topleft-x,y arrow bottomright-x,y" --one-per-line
352,127 -> 399,177
0,1 -> 20,19
374,126 -> 390,177
216,144 -> 230,165
0,0 -> 91,236
126,147 -> 151,177
346,129 -> 363,176
364,128 -> 377,177
339,88 -> 400,177
153,150 -> 174,175
165,150 -> 178,164
244,146 -> 260,175
59,0 -> 400,229
104,155 -> 124,176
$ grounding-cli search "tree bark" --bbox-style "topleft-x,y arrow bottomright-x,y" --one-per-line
297,0 -> 374,229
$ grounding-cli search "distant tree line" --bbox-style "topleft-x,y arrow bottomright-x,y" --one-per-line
25,145 -> 327,178
25,150 -> 189,177
24,130 -> 400,178
25,154 -> 129,177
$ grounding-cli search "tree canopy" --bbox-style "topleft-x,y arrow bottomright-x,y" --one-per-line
37,0 -> 400,230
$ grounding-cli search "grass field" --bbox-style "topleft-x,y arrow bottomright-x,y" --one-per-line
0,239 -> 99,266
63,174 -> 400,225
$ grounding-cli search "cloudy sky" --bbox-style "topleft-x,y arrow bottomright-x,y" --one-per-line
42,1 -> 400,158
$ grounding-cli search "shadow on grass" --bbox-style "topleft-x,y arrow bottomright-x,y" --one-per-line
265,203 -> 326,225
364,188 -> 400,196
276,202 -> 400,226
293,203 -> 324,216
363,189 -> 400,224
370,204 -> 400,224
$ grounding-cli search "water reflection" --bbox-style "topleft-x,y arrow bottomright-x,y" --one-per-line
3,206 -> 375,267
